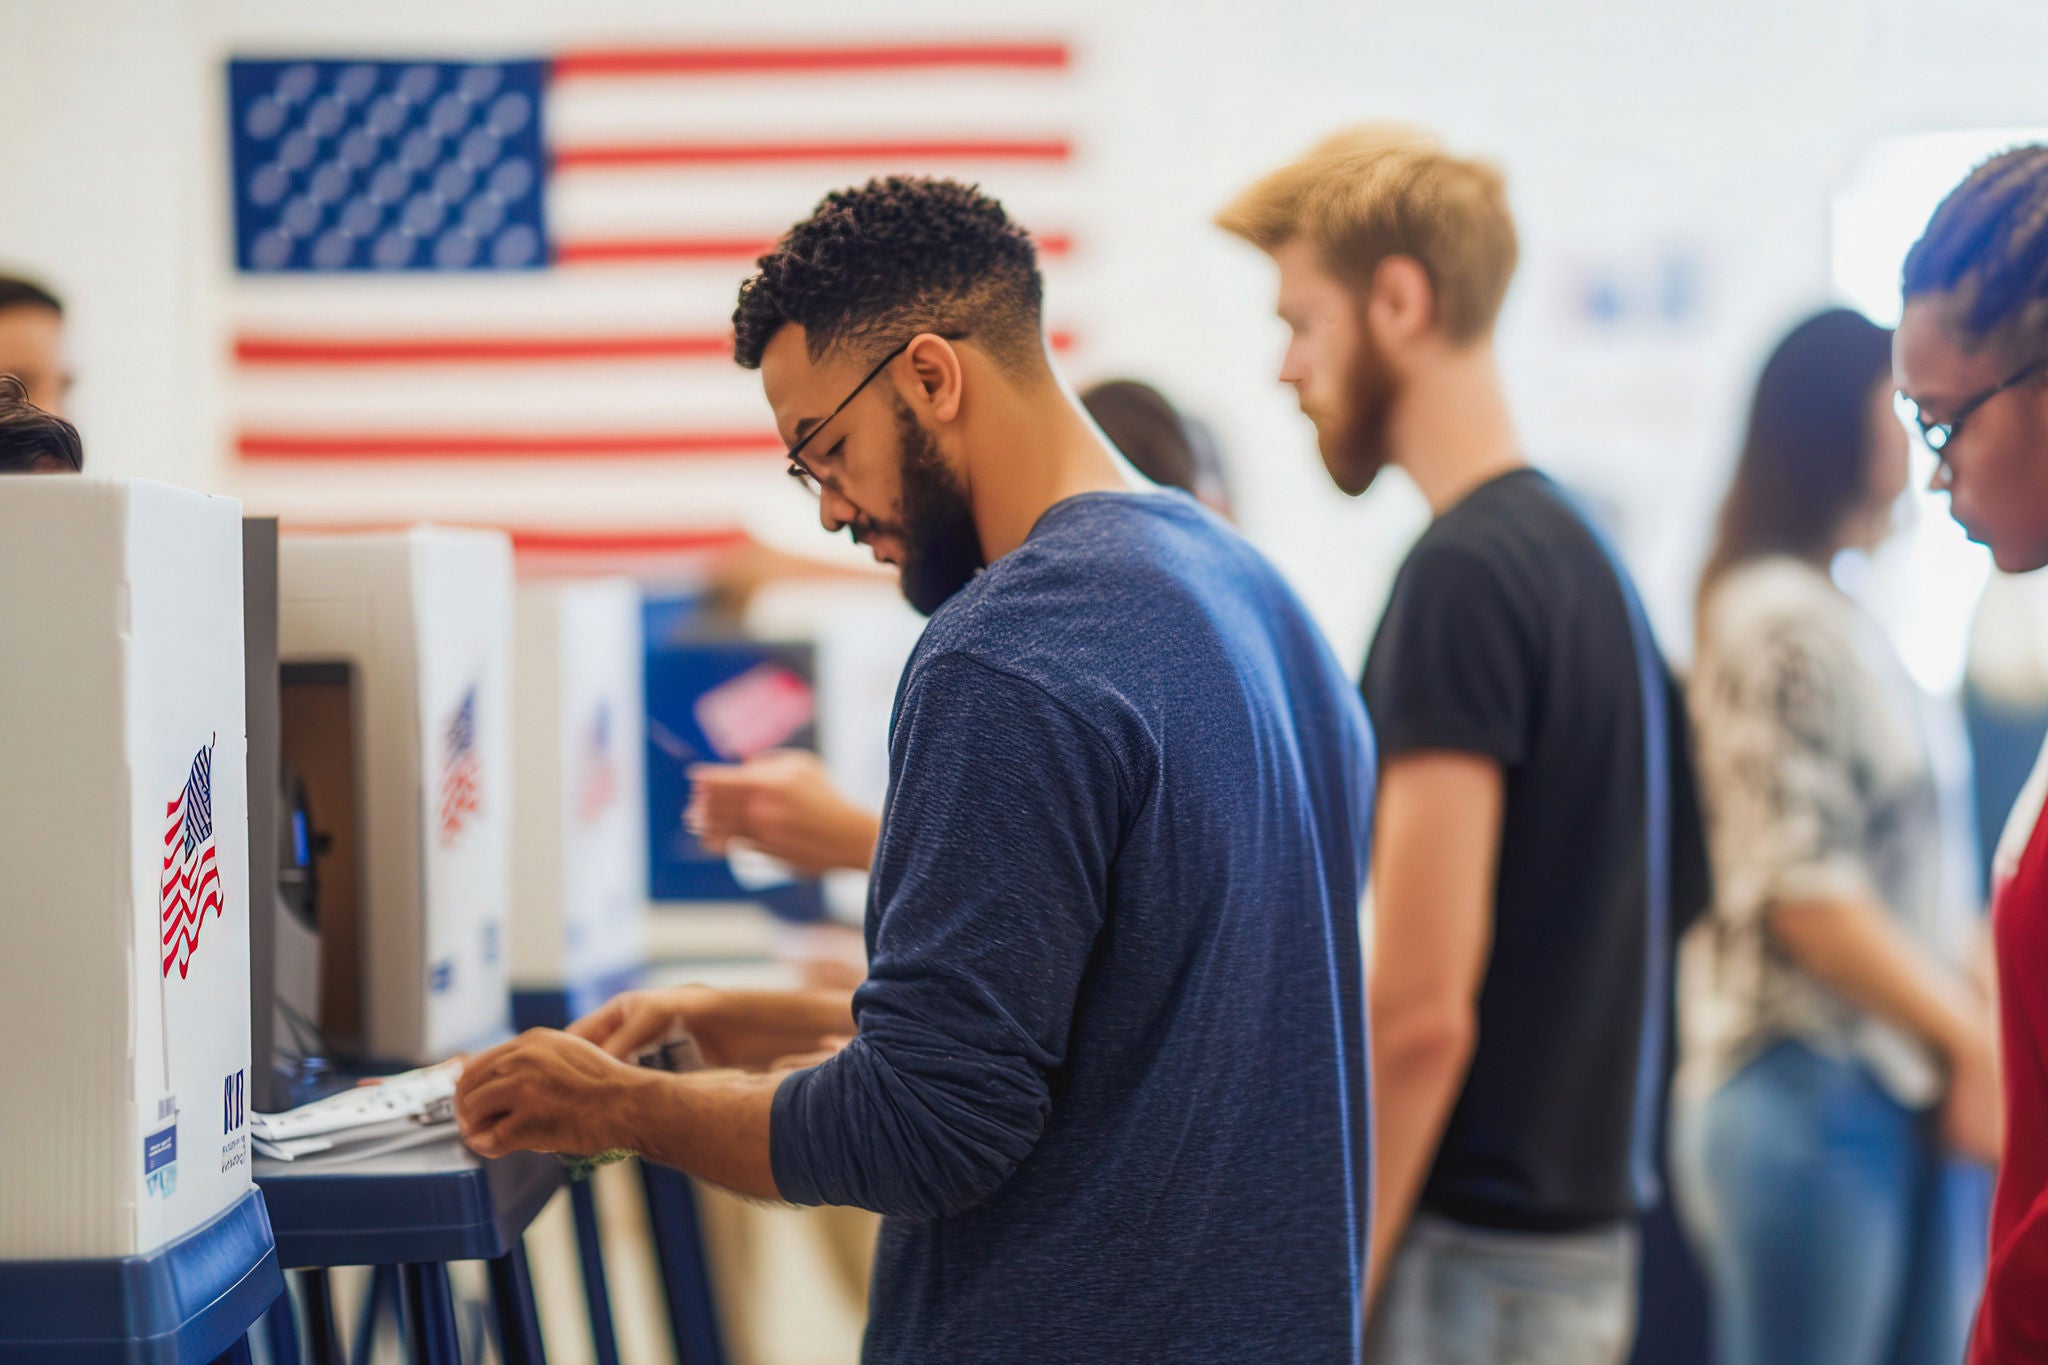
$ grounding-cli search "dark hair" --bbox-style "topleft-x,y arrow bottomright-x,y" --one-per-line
1080,379 -> 1229,503
1902,144 -> 2048,362
0,273 -> 63,317
1698,308 -> 1894,607
732,176 -> 1044,374
0,374 -> 83,472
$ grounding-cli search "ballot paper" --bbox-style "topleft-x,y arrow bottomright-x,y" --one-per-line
250,1059 -> 462,1163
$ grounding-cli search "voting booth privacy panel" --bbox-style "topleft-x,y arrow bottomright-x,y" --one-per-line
512,578 -> 647,1010
278,527 -> 514,1066
0,477 -> 254,1259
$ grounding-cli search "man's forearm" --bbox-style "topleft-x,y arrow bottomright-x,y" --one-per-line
1366,1005 -> 1476,1308
619,1065 -> 792,1201
710,987 -> 859,1069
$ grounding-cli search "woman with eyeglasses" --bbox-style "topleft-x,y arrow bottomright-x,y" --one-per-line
1896,144 -> 2048,1363
1677,307 -> 1996,1365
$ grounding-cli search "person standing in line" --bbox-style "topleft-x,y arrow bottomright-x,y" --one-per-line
1891,144 -> 2048,1363
1217,127 -> 1706,1363
1679,306 -> 1996,1365
454,176 -> 1378,1362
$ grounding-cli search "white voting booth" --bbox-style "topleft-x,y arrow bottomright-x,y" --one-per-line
512,579 -> 648,1017
0,477 -> 254,1259
278,528 -> 514,1065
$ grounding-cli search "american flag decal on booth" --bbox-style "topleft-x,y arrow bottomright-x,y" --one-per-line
576,701 -> 618,826
439,686 -> 483,846
161,742 -> 225,980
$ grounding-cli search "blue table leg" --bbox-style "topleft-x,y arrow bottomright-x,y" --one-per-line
263,1286 -> 304,1365
640,1162 -> 727,1365
209,1336 -> 255,1365
295,1268 -> 342,1365
486,1239 -> 549,1365
349,1265 -> 395,1365
569,1179 -> 621,1365
397,1263 -> 461,1365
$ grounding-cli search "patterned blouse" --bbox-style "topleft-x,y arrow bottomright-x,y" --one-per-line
1680,557 -> 1978,1108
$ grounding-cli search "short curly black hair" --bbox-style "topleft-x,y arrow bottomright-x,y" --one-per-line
732,176 -> 1045,373
1904,145 -> 2048,363
0,374 -> 82,472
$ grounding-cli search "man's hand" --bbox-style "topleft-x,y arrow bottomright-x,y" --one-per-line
569,986 -> 733,1064
455,1029 -> 643,1158
685,750 -> 881,875
568,985 -> 860,1073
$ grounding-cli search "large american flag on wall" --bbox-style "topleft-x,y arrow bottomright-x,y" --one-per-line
224,40 -> 1085,566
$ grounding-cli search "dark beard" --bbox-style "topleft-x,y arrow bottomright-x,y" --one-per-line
887,400 -> 984,616
1320,307 -> 1396,496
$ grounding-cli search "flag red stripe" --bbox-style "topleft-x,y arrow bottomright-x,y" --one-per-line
553,138 -> 1071,170
238,430 -> 785,460
237,334 -> 736,365
233,327 -> 1076,366
508,527 -> 751,554
550,43 -> 1070,79
553,231 -> 1073,266
280,523 -> 751,554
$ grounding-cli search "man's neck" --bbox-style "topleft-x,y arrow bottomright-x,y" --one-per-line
964,371 -> 1130,563
1391,341 -> 1527,517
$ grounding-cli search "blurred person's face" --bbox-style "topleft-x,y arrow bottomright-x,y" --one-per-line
1896,299 -> 2048,572
1271,238 -> 1397,495
1855,375 -> 1912,547
761,325 -> 984,616
0,305 -> 70,417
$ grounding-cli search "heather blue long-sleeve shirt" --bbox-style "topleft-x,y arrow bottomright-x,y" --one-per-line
770,492 -> 1375,1362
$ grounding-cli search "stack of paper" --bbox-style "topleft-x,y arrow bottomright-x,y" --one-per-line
250,1060 -> 464,1165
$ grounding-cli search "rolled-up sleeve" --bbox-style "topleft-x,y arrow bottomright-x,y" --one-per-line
770,652 -> 1127,1220
1695,615 -> 1871,924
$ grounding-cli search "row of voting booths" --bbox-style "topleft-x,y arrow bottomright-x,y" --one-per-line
0,473 -> 775,1359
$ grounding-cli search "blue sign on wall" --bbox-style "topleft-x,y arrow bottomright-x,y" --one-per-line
643,600 -> 827,920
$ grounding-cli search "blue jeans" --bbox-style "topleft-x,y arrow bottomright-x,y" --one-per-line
1673,1041 -> 1990,1365
1362,1213 -> 1638,1365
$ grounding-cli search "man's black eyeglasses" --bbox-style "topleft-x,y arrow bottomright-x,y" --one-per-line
783,332 -> 968,497
1910,356 -> 2048,456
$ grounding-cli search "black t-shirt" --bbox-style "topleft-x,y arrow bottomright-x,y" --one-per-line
1363,467 -> 1704,1232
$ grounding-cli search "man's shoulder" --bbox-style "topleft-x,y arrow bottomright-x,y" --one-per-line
929,492 -> 1255,644
1395,471 -> 1620,617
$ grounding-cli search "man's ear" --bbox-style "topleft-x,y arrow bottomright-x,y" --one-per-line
1367,254 -> 1438,349
899,333 -> 965,423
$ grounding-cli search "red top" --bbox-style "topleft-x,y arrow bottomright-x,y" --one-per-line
1973,776 -> 2048,1363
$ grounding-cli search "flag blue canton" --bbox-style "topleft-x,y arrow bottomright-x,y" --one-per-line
449,687 -> 476,758
183,746 -> 213,854
227,58 -> 549,273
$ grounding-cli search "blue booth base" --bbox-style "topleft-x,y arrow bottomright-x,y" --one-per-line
0,1187 -> 282,1365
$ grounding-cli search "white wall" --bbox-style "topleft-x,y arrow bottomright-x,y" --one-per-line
7,0 -> 2048,669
